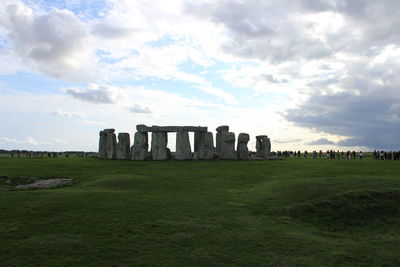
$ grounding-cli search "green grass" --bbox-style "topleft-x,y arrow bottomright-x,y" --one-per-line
1,157 -> 400,266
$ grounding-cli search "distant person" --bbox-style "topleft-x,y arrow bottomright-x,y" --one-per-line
359,151 -> 363,160
11,153 -> 13,158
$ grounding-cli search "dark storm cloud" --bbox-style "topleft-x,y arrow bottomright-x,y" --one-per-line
284,82 -> 400,149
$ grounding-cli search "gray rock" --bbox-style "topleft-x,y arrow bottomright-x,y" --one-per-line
237,133 -> 250,160
175,131 -> 192,160
98,130 -> 107,158
216,125 -> 229,153
220,132 -> 237,160
106,132 -> 117,159
16,178 -> 73,190
137,125 -> 207,132
103,128 -> 115,133
256,135 -> 271,159
194,132 -> 205,152
116,133 -> 130,160
151,132 -> 168,160
216,125 -> 229,132
199,132 -> 214,160
131,132 -> 149,160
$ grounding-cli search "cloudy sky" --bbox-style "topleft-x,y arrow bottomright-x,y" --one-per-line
1,0 -> 399,152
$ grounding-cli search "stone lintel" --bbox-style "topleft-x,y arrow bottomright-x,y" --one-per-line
137,124 -> 207,132
256,135 -> 268,139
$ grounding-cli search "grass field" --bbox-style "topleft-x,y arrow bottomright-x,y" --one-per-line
1,157 -> 400,266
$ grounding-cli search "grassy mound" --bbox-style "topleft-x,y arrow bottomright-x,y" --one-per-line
289,190 -> 400,230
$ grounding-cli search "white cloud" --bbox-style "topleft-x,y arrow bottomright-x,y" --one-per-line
0,2 -> 94,80
52,109 -> 85,118
65,84 -> 128,104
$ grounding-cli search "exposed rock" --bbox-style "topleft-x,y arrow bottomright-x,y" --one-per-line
103,128 -> 115,133
256,135 -> 271,159
137,125 -> 207,132
237,133 -> 250,160
194,132 -> 205,152
220,132 -> 237,160
175,131 -> 192,160
106,132 -> 117,159
131,132 -> 149,160
16,178 -> 73,190
216,125 -> 229,153
199,132 -> 214,160
98,130 -> 107,158
116,133 -> 130,160
151,132 -> 168,160
216,125 -> 229,132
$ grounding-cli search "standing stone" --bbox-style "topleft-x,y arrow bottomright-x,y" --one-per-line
175,131 -> 192,160
116,133 -> 130,160
98,130 -> 107,158
106,130 -> 117,159
220,132 -> 236,160
256,135 -> 271,159
131,132 -> 149,160
237,133 -> 250,160
151,132 -> 168,160
199,132 -> 214,160
216,125 -> 229,153
194,132 -> 206,152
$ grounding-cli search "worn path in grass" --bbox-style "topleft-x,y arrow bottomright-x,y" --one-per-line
1,157 -> 400,266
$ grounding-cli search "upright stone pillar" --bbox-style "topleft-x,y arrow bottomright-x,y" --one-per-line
131,132 -> 149,160
194,132 -> 205,152
237,133 -> 249,160
116,133 -> 130,160
175,131 -> 192,160
98,130 -> 107,158
216,125 -> 229,153
256,135 -> 271,159
220,132 -> 236,160
151,132 -> 168,160
199,132 -> 214,160
104,128 -> 117,159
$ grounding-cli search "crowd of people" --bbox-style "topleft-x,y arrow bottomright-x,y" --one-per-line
276,150 -> 400,160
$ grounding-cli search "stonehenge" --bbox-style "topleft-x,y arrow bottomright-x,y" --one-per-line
220,132 -> 237,160
237,133 -> 250,160
116,133 -> 130,160
131,132 -> 149,160
256,135 -> 271,159
175,131 -> 192,160
98,124 -> 272,161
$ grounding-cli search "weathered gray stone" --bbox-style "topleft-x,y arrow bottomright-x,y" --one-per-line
216,125 -> 229,132
137,124 -> 207,133
106,132 -> 117,159
256,135 -> 271,159
237,133 -> 250,160
216,125 -> 229,153
103,128 -> 115,133
151,132 -> 168,160
116,133 -> 130,160
98,130 -> 107,158
16,178 -> 73,190
194,131 -> 206,152
220,132 -> 236,160
131,132 -> 149,160
199,132 -> 214,160
175,131 -> 192,160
